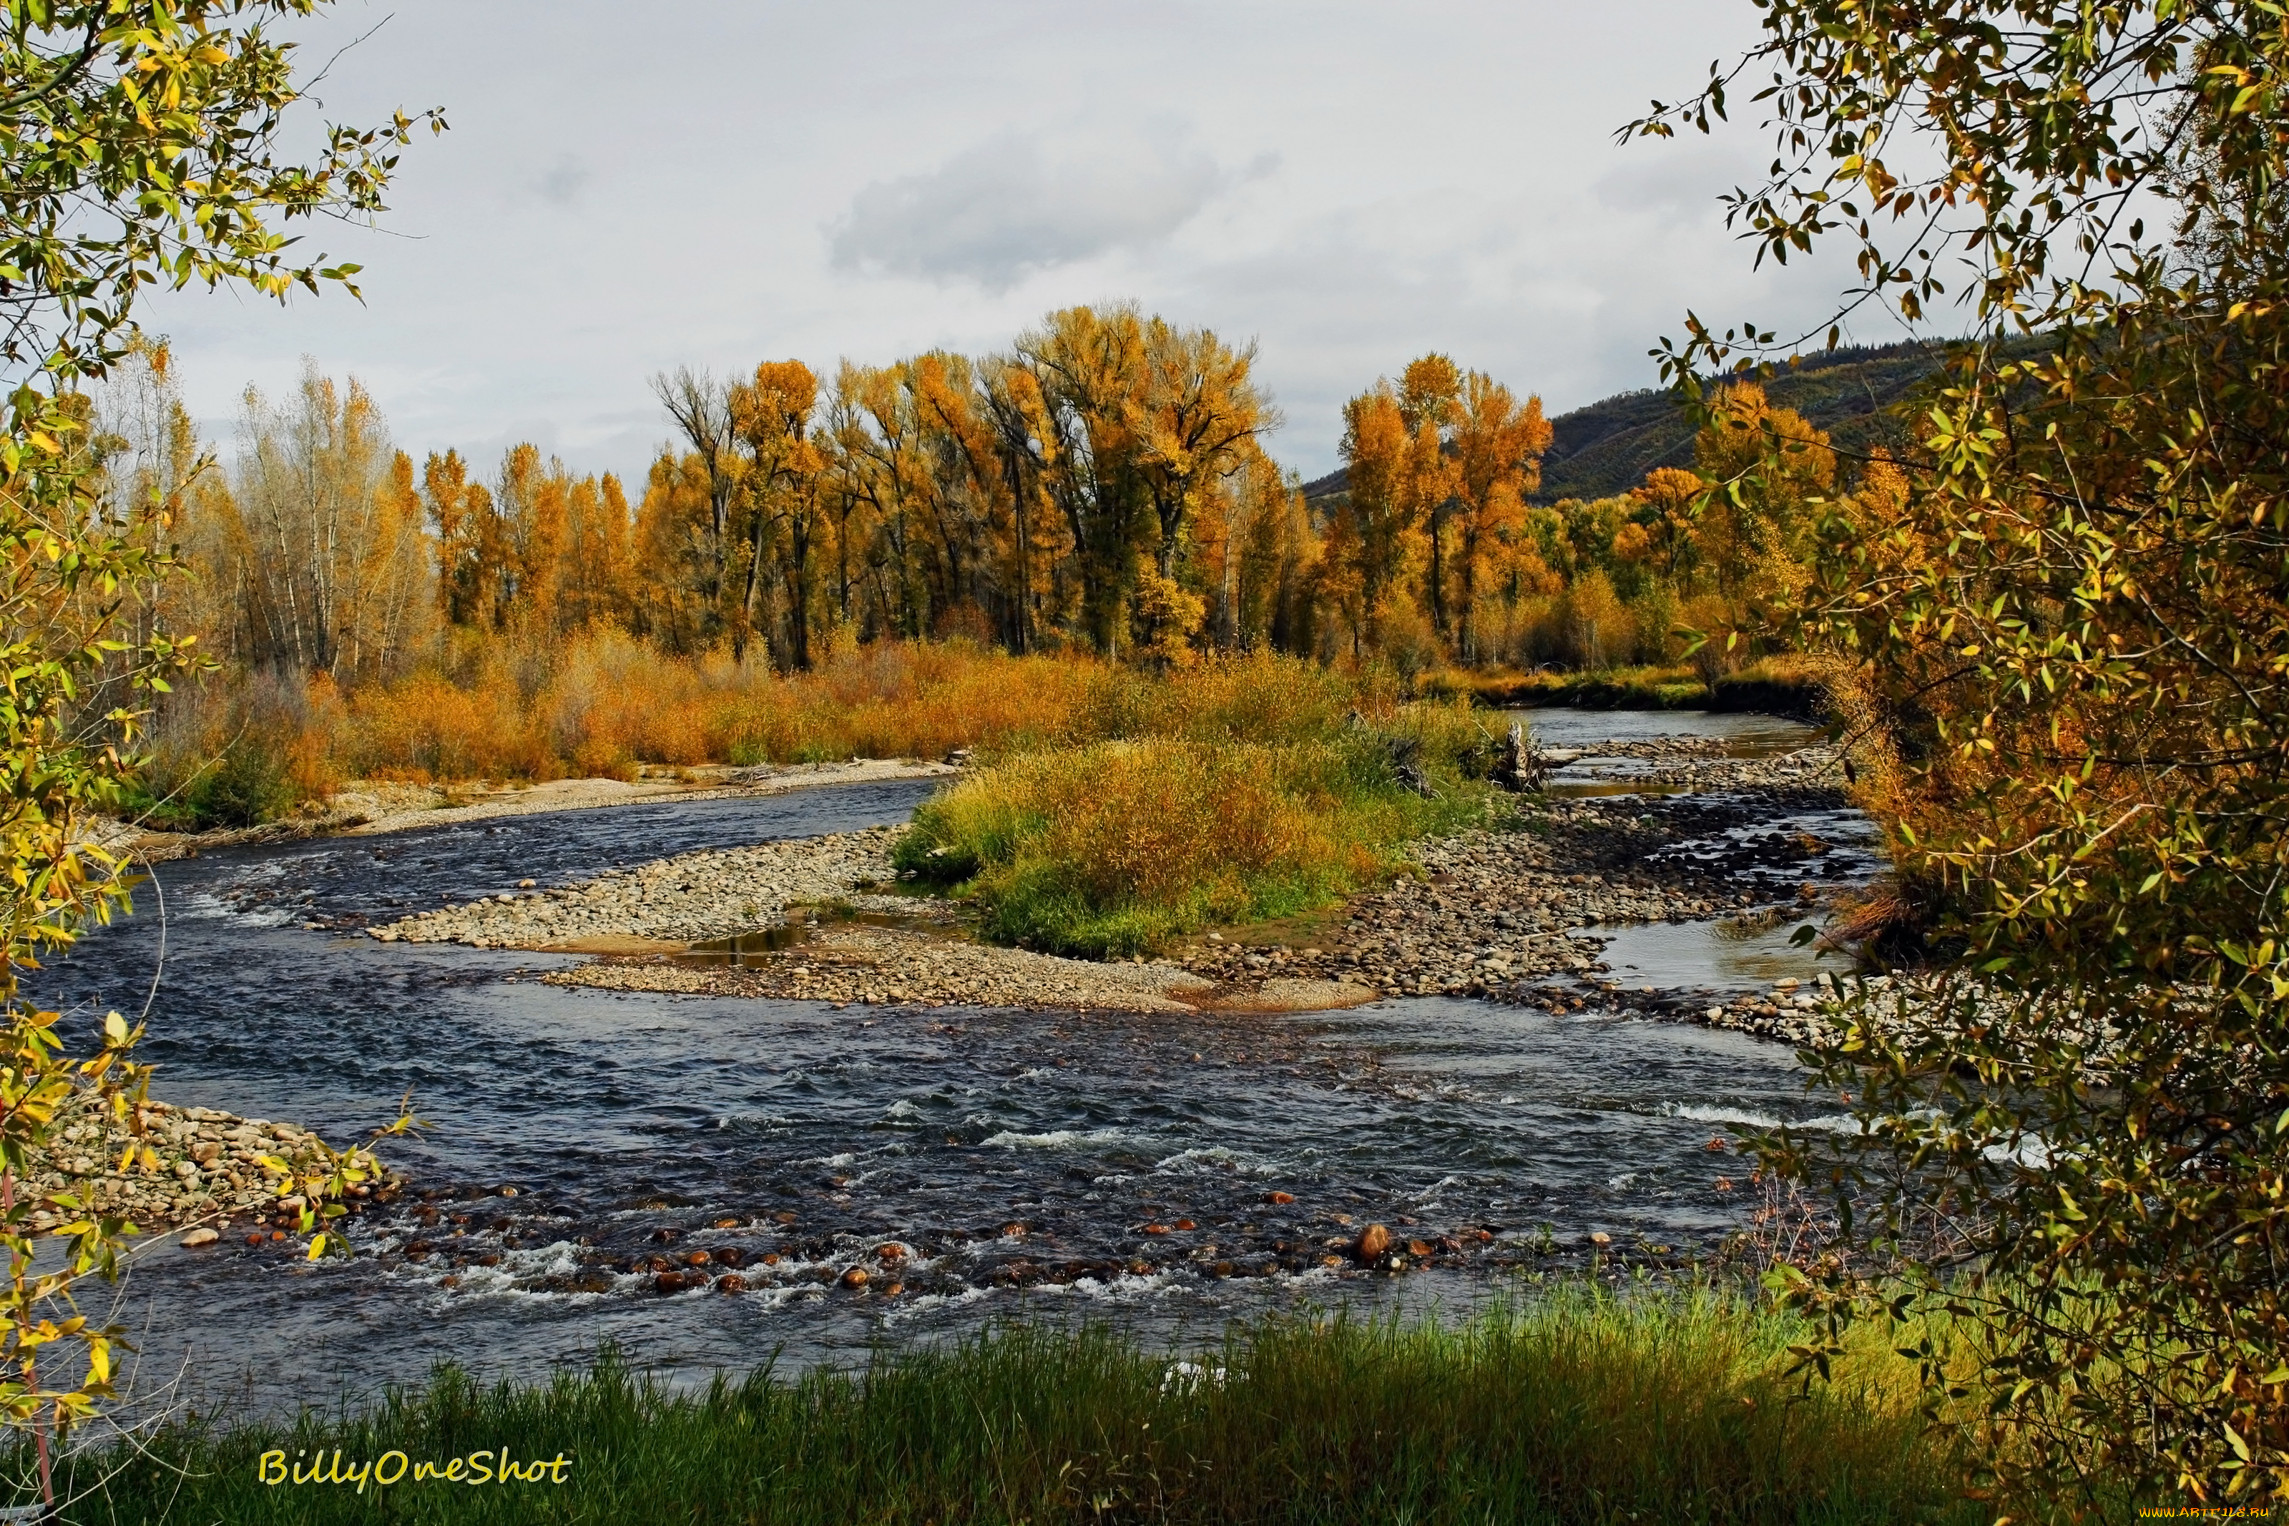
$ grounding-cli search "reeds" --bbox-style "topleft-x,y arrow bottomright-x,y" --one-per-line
48,1291 -> 1983,1525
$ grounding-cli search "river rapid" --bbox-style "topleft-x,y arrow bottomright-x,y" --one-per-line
34,714 -> 1867,1416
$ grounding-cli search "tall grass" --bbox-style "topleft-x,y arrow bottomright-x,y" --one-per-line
48,1292 -> 1983,1525
133,637 -> 1140,827
891,660 -> 1492,955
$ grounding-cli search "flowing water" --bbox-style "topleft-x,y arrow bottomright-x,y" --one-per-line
34,718 -> 1869,1414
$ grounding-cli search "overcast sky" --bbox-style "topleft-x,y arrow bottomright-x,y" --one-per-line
140,1 -> 1891,482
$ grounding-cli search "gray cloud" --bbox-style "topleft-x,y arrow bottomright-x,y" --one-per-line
536,155 -> 590,207
829,127 -> 1229,290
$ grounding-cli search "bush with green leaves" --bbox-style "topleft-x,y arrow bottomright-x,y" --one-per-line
1636,0 -> 2289,1505
0,2 -> 440,1512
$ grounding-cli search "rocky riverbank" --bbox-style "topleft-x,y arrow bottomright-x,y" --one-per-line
22,1095 -> 394,1240
371,826 -> 909,948
1178,753 -> 1861,1002
549,922 -> 1216,1012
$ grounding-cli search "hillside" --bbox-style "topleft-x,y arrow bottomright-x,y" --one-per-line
1301,340 -> 1952,507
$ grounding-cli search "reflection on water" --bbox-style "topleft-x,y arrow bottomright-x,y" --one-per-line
1586,916 -> 1852,993
675,926 -> 811,966
1502,708 -> 1819,757
1544,780 -> 1691,800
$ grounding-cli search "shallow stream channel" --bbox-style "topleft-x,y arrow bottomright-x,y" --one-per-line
36,713 -> 1878,1416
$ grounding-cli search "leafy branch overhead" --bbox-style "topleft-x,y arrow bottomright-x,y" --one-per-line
0,0 -> 442,1513
0,0 -> 445,387
1630,0 -> 2289,1506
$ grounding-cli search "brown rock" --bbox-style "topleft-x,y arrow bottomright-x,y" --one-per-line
839,1266 -> 869,1288
714,1274 -> 746,1294
1355,1223 -> 1392,1262
654,1271 -> 691,1293
1173,1218 -> 1196,1231
1263,1191 -> 1295,1205
1142,1223 -> 1171,1236
1407,1239 -> 1432,1259
875,1243 -> 908,1261
179,1227 -> 219,1248
685,1250 -> 711,1266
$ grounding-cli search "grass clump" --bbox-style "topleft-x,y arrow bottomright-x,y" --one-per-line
893,656 -> 1493,956
52,1293 -> 1982,1525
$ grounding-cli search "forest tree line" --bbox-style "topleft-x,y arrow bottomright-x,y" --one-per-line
93,305 -> 1877,690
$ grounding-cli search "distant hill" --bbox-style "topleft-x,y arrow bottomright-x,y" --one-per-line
1300,340 -> 1952,507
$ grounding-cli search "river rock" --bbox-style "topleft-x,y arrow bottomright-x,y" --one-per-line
1355,1223 -> 1392,1262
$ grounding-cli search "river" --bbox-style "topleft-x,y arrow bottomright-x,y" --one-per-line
33,713 -> 1867,1416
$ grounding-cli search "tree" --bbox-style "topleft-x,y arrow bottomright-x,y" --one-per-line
1324,386 -> 1421,659
1445,370 -> 1550,661
0,2 -> 437,1509
1013,306 -> 1152,655
650,368 -> 739,628
1395,355 -> 1461,640
729,360 -> 822,667
1636,0 -> 2289,1503
227,365 -> 432,680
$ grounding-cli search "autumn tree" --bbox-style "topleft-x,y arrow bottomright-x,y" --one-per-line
0,2 -> 438,1508
730,360 -> 823,666
1011,306 -> 1152,654
1637,0 -> 2289,1500
650,368 -> 739,622
1445,369 -> 1550,661
226,365 -> 433,682
1324,387 -> 1420,658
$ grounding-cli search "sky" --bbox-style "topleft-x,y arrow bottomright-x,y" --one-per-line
140,0 -> 1893,483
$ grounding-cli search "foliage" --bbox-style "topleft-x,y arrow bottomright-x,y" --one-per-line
50,1292 -> 1984,1525
0,0 -> 440,1509
1634,0 -> 2289,1504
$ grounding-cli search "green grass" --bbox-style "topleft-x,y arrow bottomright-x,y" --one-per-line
45,1292 -> 1983,1525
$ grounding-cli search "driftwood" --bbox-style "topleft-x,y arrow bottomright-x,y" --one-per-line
1490,721 -> 1551,793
